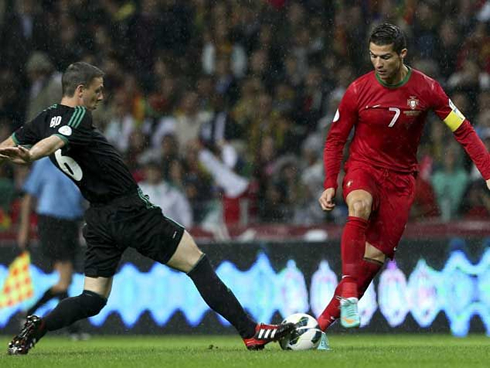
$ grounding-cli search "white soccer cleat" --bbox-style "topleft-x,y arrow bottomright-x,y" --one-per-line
340,297 -> 360,328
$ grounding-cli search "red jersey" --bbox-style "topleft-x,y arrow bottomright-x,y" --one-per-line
324,67 -> 490,189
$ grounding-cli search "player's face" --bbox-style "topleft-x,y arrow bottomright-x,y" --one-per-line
369,43 -> 407,83
82,77 -> 104,110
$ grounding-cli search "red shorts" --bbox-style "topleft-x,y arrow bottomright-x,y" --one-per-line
342,163 -> 416,259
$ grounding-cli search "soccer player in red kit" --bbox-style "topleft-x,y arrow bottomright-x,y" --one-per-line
317,23 -> 490,330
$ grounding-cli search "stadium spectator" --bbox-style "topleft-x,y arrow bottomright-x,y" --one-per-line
410,144 -> 440,220
167,158 -> 185,190
169,91 -> 212,149
461,181 -> 490,220
435,20 -> 461,79
103,89 -> 136,154
202,14 -> 247,78
411,1 -> 439,59
0,164 -> 15,228
0,68 -> 25,125
296,135 -> 326,225
124,128 -> 147,181
139,161 -> 193,228
0,0 -> 43,75
232,77 -> 264,131
25,52 -> 62,122
181,143 -> 213,223
294,66 -> 329,137
275,155 -> 303,221
431,144 -> 470,220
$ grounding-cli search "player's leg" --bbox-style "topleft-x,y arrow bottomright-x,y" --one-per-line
357,244 -> 385,300
8,276 -> 111,355
338,171 -> 414,330
9,208 -> 120,355
317,242 -> 385,331
167,231 -> 255,338
333,165 -> 380,329
37,220 -> 116,335
337,189 -> 372,328
42,276 -> 111,332
166,230 -> 294,350
342,189 -> 372,295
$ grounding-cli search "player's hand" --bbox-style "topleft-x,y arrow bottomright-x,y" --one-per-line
319,188 -> 336,211
0,146 -> 32,165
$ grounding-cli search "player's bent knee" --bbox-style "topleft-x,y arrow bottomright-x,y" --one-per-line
186,253 -> 208,277
79,290 -> 107,317
349,200 -> 372,219
167,231 -> 204,273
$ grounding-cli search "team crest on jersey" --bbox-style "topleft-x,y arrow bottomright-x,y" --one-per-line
407,96 -> 419,110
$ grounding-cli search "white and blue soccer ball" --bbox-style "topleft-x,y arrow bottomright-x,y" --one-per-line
279,313 -> 324,351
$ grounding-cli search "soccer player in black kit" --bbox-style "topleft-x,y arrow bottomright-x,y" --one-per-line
0,62 -> 293,355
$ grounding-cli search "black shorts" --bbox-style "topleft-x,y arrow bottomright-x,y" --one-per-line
83,192 -> 185,278
37,215 -> 80,262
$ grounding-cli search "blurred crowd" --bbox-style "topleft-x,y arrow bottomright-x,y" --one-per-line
1,0 -> 490,231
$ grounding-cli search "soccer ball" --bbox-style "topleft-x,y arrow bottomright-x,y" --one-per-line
279,313 -> 323,351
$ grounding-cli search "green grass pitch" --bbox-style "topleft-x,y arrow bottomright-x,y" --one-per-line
0,334 -> 489,368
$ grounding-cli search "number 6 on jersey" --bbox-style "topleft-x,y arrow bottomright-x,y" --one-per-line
55,149 -> 83,181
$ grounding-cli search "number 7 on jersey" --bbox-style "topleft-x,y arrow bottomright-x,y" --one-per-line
388,107 -> 401,127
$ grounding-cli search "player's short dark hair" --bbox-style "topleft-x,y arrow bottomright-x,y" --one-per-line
369,23 -> 407,54
62,62 -> 104,97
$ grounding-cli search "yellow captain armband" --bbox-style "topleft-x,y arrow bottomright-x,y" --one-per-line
444,99 -> 466,132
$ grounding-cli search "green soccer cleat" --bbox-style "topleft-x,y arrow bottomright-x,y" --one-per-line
340,297 -> 360,328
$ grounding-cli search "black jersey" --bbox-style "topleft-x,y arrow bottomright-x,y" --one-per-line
12,104 -> 138,204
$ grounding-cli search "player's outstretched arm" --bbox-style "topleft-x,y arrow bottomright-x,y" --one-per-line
0,135 -> 65,164
0,136 -> 15,149
0,136 -> 16,165
431,81 -> 490,186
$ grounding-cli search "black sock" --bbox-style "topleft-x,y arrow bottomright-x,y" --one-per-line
56,291 -> 82,335
44,290 -> 107,332
187,255 -> 256,339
